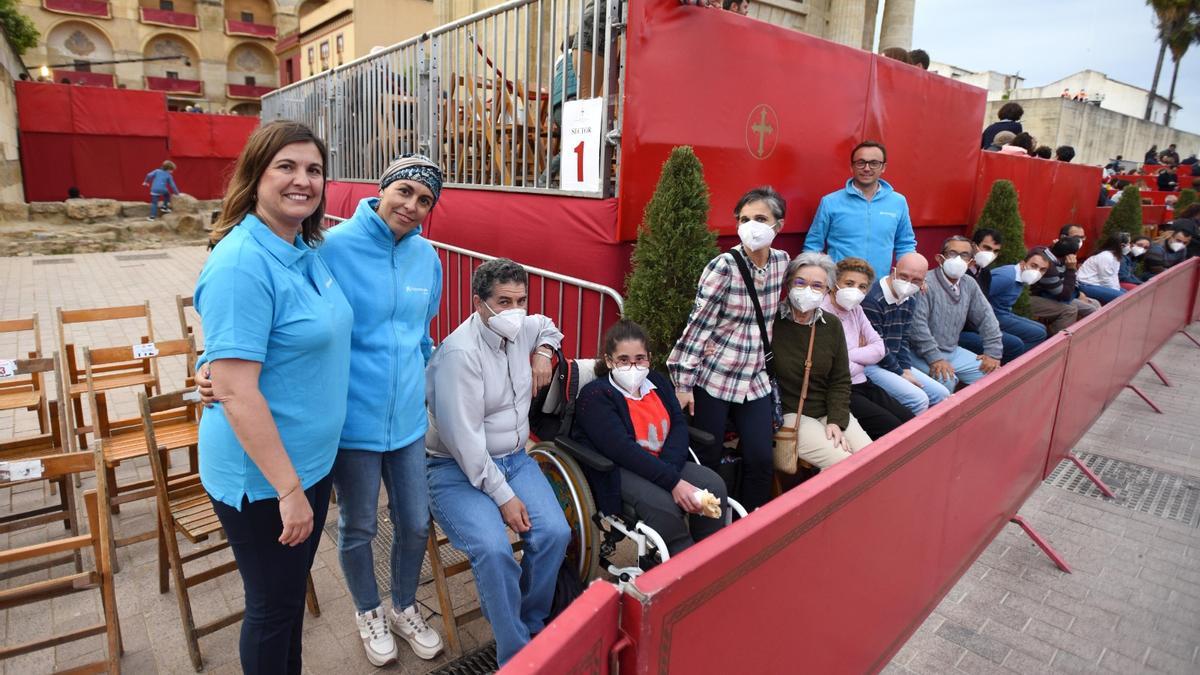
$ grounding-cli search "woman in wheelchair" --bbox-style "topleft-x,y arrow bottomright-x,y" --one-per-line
774,252 -> 873,471
570,320 -> 728,556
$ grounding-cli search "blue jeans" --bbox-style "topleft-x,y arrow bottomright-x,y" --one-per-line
864,364 -> 950,415
959,330 -> 1026,364
910,346 -> 986,387
996,313 -> 1048,352
150,192 -> 170,218
1076,282 -> 1124,305
331,439 -> 430,612
427,452 -> 570,665
209,474 -> 332,675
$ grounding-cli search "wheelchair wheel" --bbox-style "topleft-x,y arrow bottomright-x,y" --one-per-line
530,442 -> 602,584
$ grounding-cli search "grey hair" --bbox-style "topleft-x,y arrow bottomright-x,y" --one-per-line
734,186 -> 787,221
787,251 -> 836,288
941,235 -> 973,253
472,258 -> 528,301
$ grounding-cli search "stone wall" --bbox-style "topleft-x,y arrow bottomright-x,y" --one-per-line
0,30 -> 25,202
984,98 -> 1200,167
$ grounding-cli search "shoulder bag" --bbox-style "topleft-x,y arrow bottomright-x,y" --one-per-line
772,321 -> 818,475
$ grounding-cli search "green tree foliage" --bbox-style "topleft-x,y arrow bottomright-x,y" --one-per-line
973,180 -> 1033,316
0,0 -> 39,55
624,146 -> 718,370
1102,185 -> 1145,239
1175,188 -> 1197,214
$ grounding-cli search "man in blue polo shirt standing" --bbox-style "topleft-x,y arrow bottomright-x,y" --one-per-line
803,140 -> 917,280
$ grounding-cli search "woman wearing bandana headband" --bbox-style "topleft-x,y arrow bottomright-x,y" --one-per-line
202,154 -> 448,666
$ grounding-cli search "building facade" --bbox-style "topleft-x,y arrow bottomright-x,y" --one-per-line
19,0 -> 281,114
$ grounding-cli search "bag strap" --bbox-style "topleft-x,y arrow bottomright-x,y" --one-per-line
730,247 -> 774,377
786,322 -> 819,432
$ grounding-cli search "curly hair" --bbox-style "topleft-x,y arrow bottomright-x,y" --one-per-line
835,256 -> 876,285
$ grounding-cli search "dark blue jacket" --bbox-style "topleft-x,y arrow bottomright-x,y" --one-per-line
570,370 -> 689,516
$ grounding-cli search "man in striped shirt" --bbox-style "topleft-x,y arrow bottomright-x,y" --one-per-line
1029,226 -> 1099,333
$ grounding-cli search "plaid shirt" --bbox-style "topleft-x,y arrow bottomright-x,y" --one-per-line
667,247 -> 790,403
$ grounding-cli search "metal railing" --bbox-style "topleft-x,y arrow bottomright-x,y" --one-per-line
265,0 -> 626,197
323,214 -> 624,357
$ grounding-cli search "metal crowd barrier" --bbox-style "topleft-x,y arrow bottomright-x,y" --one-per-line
265,0 -> 625,197
323,214 -> 624,357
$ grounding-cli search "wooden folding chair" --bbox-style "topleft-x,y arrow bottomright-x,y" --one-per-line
0,314 -> 51,434
83,338 -> 198,562
425,517 -> 523,656
174,295 -> 203,376
0,454 -> 122,673
57,302 -> 159,449
0,352 -> 84,579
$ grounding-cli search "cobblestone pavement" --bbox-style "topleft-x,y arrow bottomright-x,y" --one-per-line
2,247 -> 1199,673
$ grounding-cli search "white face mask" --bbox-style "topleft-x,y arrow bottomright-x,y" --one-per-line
835,287 -> 866,309
1121,245 -> 1132,256
941,256 -> 969,280
890,277 -> 920,301
481,301 -> 526,341
789,286 -> 824,312
974,250 -> 997,269
737,220 -> 777,252
1018,266 -> 1043,285
610,364 -> 649,394
1131,245 -> 1147,257
1169,241 -> 1186,253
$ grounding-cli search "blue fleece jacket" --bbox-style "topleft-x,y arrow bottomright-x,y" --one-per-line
319,197 -> 442,452
144,169 -> 178,196
986,264 -> 1024,316
804,178 -> 917,280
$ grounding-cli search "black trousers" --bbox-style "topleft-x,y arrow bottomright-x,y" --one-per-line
619,463 -> 728,556
690,386 -> 774,511
209,474 -> 333,675
850,381 -> 915,440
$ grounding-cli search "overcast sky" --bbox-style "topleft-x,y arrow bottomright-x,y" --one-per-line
911,0 -> 1200,137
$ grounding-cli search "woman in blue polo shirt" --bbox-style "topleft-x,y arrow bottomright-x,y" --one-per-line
317,156 -> 445,666
195,120 -> 352,675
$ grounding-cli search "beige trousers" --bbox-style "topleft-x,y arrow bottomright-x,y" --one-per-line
781,413 -> 873,469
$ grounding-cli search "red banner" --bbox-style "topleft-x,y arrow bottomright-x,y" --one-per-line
972,152 -> 1100,248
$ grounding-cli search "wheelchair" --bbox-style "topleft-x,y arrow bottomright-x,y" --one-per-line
529,353 -> 747,590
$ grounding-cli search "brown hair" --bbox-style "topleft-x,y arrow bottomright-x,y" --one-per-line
881,47 -> 912,64
836,256 -> 876,285
162,160 -> 176,171
209,120 -> 328,248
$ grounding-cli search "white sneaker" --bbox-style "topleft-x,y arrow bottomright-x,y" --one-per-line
389,604 -> 444,660
355,606 -> 398,667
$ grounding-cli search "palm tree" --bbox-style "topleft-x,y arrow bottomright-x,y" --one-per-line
1163,14 -> 1200,127
1144,0 -> 1193,121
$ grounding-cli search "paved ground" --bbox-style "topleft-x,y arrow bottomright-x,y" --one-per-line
2,246 -> 1199,673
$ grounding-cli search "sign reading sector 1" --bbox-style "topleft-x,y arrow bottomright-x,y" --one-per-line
560,97 -> 604,192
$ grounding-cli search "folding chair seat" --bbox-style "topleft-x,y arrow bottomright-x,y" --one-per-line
138,389 -> 320,672
0,453 -> 122,673
0,315 -> 51,434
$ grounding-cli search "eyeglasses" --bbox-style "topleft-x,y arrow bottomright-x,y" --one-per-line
941,251 -> 973,261
852,160 -> 885,169
791,279 -> 827,292
611,355 -> 651,366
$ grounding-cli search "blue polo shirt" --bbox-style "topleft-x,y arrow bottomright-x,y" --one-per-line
194,214 -> 353,509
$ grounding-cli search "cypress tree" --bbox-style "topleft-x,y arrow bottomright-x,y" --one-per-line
1102,185 -> 1144,239
624,146 -> 718,370
973,180 -> 1032,317
1175,188 -> 1196,214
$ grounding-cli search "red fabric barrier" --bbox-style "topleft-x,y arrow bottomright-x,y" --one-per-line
861,57 -> 984,229
620,336 -> 1069,674
498,582 -> 621,674
171,157 -> 236,201
167,112 -> 214,158
210,116 -> 260,157
70,86 -> 168,137
19,132 -> 76,202
72,135 -> 170,202
972,153 -> 1100,246
1045,259 -> 1198,477
16,82 -> 72,133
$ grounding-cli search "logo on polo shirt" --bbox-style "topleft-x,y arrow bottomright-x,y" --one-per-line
880,211 -> 899,218
406,285 -> 430,294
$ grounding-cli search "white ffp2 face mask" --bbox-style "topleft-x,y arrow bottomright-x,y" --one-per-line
941,256 -> 969,279
1018,266 -> 1043,285
610,364 -> 649,394
1130,245 -> 1147,257
1169,241 -> 1186,253
789,286 -> 824,312
974,251 -> 997,269
890,276 -> 919,301
482,302 -> 526,341
737,220 -> 777,252
835,287 -> 866,310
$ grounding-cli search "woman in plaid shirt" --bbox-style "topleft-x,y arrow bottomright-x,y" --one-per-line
667,186 -> 790,510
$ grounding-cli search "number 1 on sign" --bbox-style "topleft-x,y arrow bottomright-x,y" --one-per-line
574,141 -> 585,183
